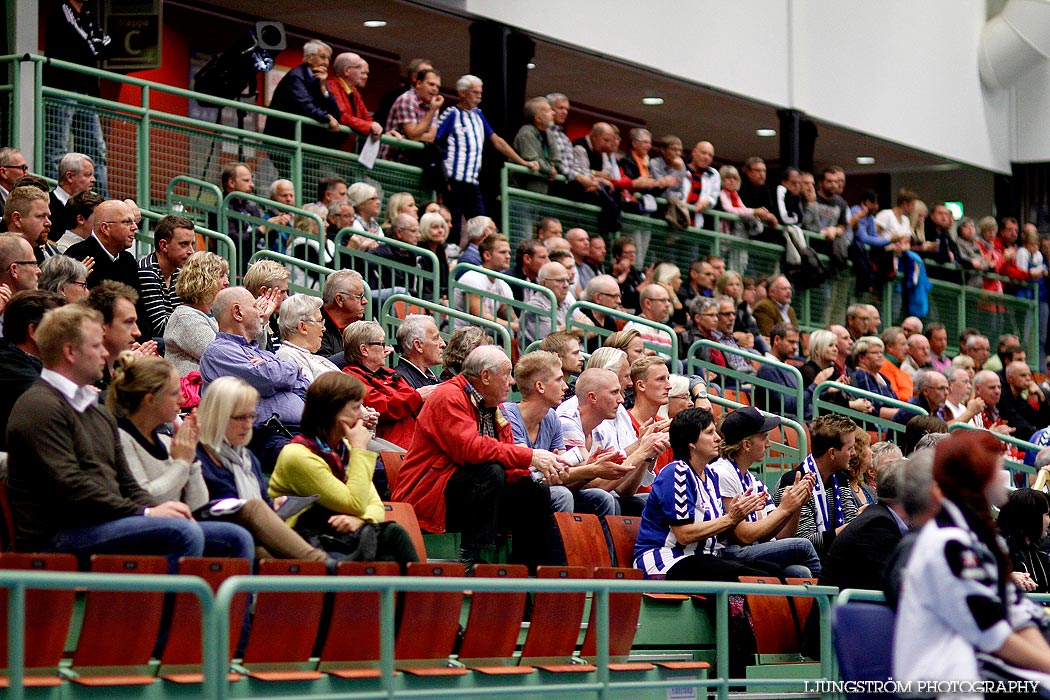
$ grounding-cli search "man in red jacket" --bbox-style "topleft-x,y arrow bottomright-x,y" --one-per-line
392,345 -> 566,571
327,52 -> 383,152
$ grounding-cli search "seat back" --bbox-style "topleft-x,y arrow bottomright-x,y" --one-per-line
520,566 -> 592,662
71,555 -> 168,684
383,502 -> 427,560
554,512 -> 611,568
604,515 -> 640,568
458,564 -> 528,661
395,562 -> 466,665
240,560 -> 326,666
0,553 -> 77,678
318,561 -> 400,668
833,602 -> 896,700
784,576 -> 818,632
738,575 -> 800,655
161,557 -> 251,666
580,567 -> 643,659
379,452 -> 406,493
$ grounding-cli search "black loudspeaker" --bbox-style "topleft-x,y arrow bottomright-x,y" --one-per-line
254,21 -> 286,52
468,21 -> 535,135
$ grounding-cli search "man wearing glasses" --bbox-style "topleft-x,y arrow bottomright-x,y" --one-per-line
624,284 -> 676,363
318,269 -> 367,357
518,261 -> 590,353
66,199 -> 140,292
0,148 -> 28,212
580,274 -> 623,353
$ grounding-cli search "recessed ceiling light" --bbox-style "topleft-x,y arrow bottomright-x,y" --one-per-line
641,96 -> 664,106
756,128 -> 777,137
856,156 -> 876,165
527,62 -> 536,70
363,20 -> 387,28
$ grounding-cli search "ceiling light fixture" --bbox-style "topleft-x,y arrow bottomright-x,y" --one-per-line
856,156 -> 876,165
641,96 -> 664,106
363,20 -> 387,28
756,128 -> 777,137
527,62 -> 536,70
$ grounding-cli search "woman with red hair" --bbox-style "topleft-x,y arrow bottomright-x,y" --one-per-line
894,431 -> 1050,690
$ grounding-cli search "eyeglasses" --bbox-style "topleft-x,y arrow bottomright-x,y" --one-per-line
0,164 -> 28,173
669,394 -> 691,400
302,318 -> 325,326
700,312 -> 719,317
341,291 -> 368,302
68,280 -> 88,288
717,311 -> 735,317
13,260 -> 39,268
231,412 -> 257,423
597,291 -> 621,299
105,219 -> 137,227
649,298 -> 672,304
364,341 -> 386,347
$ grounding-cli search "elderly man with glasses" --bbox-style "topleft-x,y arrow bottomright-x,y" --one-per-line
0,148 -> 28,211
318,270 -> 367,357
66,199 -> 140,292
580,274 -> 623,352
518,261 -> 591,353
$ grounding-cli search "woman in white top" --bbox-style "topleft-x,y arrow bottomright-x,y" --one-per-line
346,182 -> 383,250
163,252 -> 228,377
275,294 -> 341,383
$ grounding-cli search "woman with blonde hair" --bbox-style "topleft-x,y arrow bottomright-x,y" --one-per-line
385,192 -> 418,221
164,251 -> 229,377
652,262 -> 685,327
603,327 -> 647,364
419,210 -> 450,301
347,182 -> 383,250
846,427 -> 876,506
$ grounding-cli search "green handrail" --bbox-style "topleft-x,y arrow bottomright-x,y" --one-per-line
946,423 -> 1041,474
0,569 -> 218,700
449,262 -> 558,350
167,175 -> 223,211
221,191 -> 328,268
333,228 -> 441,305
686,339 -> 805,427
706,392 -> 809,486
813,380 -> 926,441
379,293 -> 512,358
211,573 -> 837,700
564,299 -> 679,360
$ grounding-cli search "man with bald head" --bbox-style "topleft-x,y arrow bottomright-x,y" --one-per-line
368,213 -> 421,296
327,51 -> 383,151
570,122 -> 623,234
998,361 -> 1050,441
393,344 -> 563,571
519,261 -> 589,352
901,316 -> 923,338
901,333 -> 933,381
970,369 -> 1014,436
687,141 -> 720,229
0,233 -> 40,297
963,333 -> 991,370
66,199 -> 140,291
753,275 -> 797,337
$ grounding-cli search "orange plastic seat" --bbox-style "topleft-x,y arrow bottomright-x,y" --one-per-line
738,575 -> 802,655
318,561 -> 400,679
458,564 -> 530,674
554,512 -> 611,568
522,566 -> 594,673
396,562 -> 468,676
580,568 -> 653,671
383,501 -> 427,561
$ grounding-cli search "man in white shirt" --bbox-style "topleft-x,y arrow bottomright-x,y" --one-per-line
453,233 -> 517,332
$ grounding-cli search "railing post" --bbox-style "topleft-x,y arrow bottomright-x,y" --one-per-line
138,86 -> 151,209
500,164 -> 511,237
292,122 -> 304,200
33,60 -> 44,171
380,587 -> 396,696
595,586 -> 610,699
7,582 -> 25,700
716,589 -> 730,700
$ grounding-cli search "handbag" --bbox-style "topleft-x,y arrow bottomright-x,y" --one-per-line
664,196 -> 690,231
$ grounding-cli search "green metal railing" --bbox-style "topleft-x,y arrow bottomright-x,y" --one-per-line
813,380 -> 927,444
224,191 -> 328,262
564,299 -> 679,360
686,339 -> 805,427
380,293 -> 513,358
334,228 -> 442,306
449,263 -> 558,351
947,423 -> 1041,475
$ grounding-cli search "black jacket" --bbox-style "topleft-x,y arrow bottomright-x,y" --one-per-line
0,341 -> 42,450
66,236 -> 140,291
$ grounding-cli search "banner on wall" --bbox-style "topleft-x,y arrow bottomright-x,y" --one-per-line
102,0 -> 162,72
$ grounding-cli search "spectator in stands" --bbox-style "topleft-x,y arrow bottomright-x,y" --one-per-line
368,213 -> 421,298
342,320 -> 427,450
164,252 -> 228,377
519,261 -> 584,352
48,153 -> 95,237
136,214 -> 196,339
54,190 -> 102,253
322,200 -> 354,240
718,164 -> 765,243
414,210 -> 450,303
393,345 -> 562,571
344,182 -> 383,251
954,216 -> 985,280
565,228 -> 590,290
677,260 -> 717,309
901,316 -> 923,338
921,203 -> 959,266
453,233 -> 517,333
7,305 -> 204,569
394,314 -> 444,389
997,488 -> 1050,593
753,323 -> 808,419
848,428 -> 877,506
4,185 -> 57,264
926,321 -> 951,371
579,234 -> 606,291
901,333 -> 934,380
327,52 -> 383,151
753,274 -> 796,337
317,270 -> 366,358
999,361 -> 1050,441
944,365 -> 980,421
455,215 -> 496,277
0,147 -> 27,211
560,367 -> 668,513
880,327 -> 915,400
381,67 -> 444,162
997,216 -> 1021,253
510,237 -> 548,301
648,135 -> 690,202
610,236 -> 645,313
626,356 -> 674,472
274,294 -> 340,384
217,162 -> 266,276
851,336 -> 902,420
737,157 -> 780,232
710,407 -> 822,575
200,286 -> 305,467
512,96 -> 561,194
239,260 -> 289,350
569,122 -> 625,235
439,325 -> 492,380
985,333 -> 1022,373
625,283 -> 675,360
710,294 -> 758,373
39,254 -> 88,303
579,274 -> 622,352
269,178 -> 296,208
315,175 -> 349,209
0,290 -> 62,446
962,332 -> 992,369
893,369 -> 952,424
0,234 -> 38,311
540,331 -> 584,398
685,141 -> 720,229
969,369 -> 1014,435
545,93 -> 603,199
264,39 -> 339,147
269,371 -> 419,566
774,413 -> 859,557
845,303 -> 880,342
84,281 -> 157,392
375,58 -> 432,130
618,128 -> 670,220
635,408 -> 780,580
534,216 -> 564,244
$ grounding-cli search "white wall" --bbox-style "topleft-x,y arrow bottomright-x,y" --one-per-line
1011,60 -> 1050,162
443,0 -> 1015,173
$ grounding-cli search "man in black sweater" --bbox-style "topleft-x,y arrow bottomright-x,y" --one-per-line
66,199 -> 140,291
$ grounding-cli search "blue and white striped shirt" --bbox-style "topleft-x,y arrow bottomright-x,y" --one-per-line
435,106 -> 493,185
